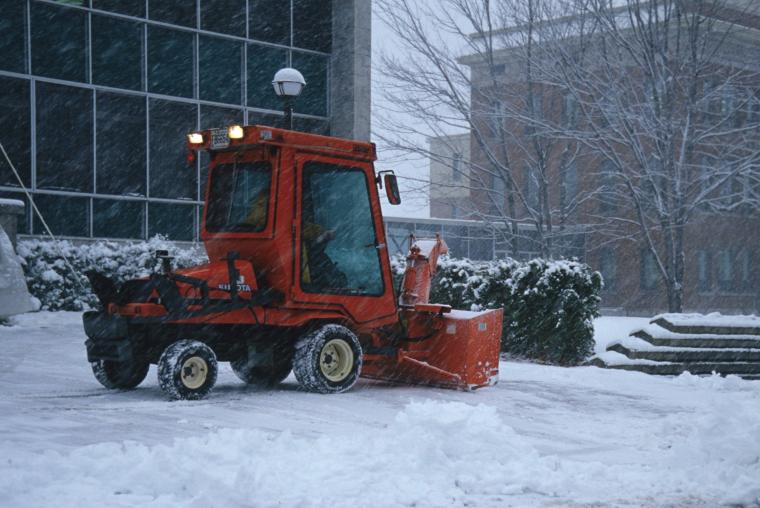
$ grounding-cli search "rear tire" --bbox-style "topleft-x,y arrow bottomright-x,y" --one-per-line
91,359 -> 149,390
157,340 -> 218,400
293,324 -> 362,394
231,344 -> 293,387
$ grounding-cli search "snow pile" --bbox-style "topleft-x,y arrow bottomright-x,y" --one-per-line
660,376 -> 760,507
17,236 -> 207,311
0,401 -> 549,507
4,397 -> 757,507
0,226 -> 38,317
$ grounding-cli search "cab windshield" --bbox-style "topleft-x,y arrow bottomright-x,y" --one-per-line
205,162 -> 272,232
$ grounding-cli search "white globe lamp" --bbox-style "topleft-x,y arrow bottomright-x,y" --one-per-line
272,68 -> 306,129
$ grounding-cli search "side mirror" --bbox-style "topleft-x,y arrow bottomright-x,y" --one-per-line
383,173 -> 401,205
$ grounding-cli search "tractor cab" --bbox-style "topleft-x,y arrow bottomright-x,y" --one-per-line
186,124 -> 401,331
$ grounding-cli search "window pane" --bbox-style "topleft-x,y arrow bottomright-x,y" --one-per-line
149,0 -> 196,28
250,0 -> 290,45
293,0 -> 331,52
36,82 -> 93,192
149,99 -> 197,199
199,35 -> 242,105
92,15 -> 143,91
200,105 -> 243,130
294,117 -> 329,135
31,2 -> 86,82
599,161 -> 618,213
0,77 -> 31,187
247,44 -> 288,111
717,250 -> 733,290
33,194 -> 89,237
0,0 -> 26,73
249,110 -> 283,127
201,0 -> 245,37
148,26 -> 194,98
600,248 -> 616,291
641,251 -> 659,290
292,51 -> 327,117
96,92 -> 146,196
200,106 -> 243,198
206,162 -> 272,232
92,0 -> 145,17
149,202 -> 194,241
301,162 -> 383,295
93,199 -> 145,239
697,250 -> 711,291
562,161 -> 578,203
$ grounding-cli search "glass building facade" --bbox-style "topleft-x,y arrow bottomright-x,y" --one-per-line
0,0 -> 342,242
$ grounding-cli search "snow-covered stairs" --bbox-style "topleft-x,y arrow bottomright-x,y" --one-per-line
590,314 -> 760,379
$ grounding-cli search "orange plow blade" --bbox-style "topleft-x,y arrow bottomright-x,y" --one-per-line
362,308 -> 503,390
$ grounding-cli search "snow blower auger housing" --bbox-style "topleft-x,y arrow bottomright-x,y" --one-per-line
83,125 -> 502,400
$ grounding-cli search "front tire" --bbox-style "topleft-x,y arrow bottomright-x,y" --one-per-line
157,340 -> 218,400
293,324 -> 362,394
91,359 -> 149,390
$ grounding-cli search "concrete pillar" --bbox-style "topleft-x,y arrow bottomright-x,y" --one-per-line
0,199 -> 24,249
330,0 -> 371,141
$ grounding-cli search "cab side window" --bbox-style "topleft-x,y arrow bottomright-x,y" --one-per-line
300,161 -> 383,295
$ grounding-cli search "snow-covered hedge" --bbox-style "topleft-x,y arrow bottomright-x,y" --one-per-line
18,237 -> 207,311
392,255 -> 602,365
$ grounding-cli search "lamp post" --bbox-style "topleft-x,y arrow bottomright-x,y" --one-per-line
272,67 -> 306,130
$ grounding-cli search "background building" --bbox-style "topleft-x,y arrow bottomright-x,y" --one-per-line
430,2 -> 760,314
0,0 -> 370,242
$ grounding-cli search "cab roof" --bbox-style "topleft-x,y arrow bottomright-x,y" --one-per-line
187,125 -> 377,162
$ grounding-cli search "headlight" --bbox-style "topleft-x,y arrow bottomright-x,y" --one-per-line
187,132 -> 204,144
228,125 -> 244,139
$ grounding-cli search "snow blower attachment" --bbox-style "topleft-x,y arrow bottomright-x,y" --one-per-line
82,124 -> 502,400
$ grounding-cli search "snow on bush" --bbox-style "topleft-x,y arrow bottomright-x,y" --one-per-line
392,254 -> 602,365
18,237 -> 207,311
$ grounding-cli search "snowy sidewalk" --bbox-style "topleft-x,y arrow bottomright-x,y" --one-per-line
1,312 -> 759,507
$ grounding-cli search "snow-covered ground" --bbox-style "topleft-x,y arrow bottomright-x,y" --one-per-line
1,313 -> 759,507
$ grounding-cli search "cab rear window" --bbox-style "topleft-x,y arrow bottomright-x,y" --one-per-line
205,162 -> 272,232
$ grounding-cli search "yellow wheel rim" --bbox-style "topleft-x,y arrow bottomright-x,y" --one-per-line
181,356 -> 208,390
319,339 -> 354,383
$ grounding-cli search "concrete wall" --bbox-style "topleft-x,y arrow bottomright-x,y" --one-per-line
330,0 -> 371,141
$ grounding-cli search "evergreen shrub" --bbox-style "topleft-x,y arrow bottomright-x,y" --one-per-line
392,254 -> 602,365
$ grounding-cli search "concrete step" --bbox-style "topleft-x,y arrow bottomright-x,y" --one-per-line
602,361 -> 760,378
632,330 -> 760,349
652,316 -> 760,337
608,343 -> 760,362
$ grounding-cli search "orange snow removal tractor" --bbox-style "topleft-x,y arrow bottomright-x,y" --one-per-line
83,125 -> 502,400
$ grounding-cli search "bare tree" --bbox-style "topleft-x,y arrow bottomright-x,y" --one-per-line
533,0 -> 760,311
375,0 -> 596,259
376,0 -> 760,311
